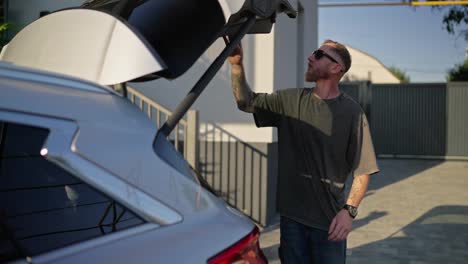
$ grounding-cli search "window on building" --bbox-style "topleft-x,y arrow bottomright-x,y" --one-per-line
0,122 -> 145,262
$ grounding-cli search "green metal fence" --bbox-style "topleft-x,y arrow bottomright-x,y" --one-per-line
341,81 -> 468,159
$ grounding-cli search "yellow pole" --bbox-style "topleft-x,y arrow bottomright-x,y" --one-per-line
411,1 -> 468,6
320,1 -> 468,8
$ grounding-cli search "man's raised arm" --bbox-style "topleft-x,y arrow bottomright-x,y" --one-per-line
228,44 -> 255,113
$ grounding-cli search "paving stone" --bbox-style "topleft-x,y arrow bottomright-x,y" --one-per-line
260,160 -> 468,264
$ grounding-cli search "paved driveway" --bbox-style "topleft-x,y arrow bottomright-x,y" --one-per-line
260,159 -> 468,263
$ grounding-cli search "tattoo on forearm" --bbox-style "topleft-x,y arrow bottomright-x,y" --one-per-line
232,74 -> 243,101
231,70 -> 254,112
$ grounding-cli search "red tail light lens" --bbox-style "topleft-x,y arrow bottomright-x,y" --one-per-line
208,226 -> 267,264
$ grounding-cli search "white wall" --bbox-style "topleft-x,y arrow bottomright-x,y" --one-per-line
132,33 -> 277,143
343,45 -> 400,84
274,0 -> 317,90
134,0 -> 319,143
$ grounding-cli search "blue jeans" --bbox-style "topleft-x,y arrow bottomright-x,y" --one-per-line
279,216 -> 346,264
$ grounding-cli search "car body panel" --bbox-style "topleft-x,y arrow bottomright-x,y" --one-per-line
11,216 -> 252,264
0,1 -> 297,262
0,63 -> 240,219
0,63 -> 254,263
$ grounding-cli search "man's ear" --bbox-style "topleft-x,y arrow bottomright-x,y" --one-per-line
331,63 -> 343,74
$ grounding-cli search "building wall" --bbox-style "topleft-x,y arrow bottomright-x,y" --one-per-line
274,0 -> 317,90
133,0 -> 318,144
343,45 -> 400,84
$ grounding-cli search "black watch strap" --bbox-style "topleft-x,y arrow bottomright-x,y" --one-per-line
343,204 -> 358,219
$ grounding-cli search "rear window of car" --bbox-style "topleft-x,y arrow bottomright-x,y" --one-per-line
0,122 -> 145,262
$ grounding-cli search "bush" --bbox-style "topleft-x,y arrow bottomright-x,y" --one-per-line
447,60 -> 468,82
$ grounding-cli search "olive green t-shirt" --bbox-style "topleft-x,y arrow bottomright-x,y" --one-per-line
253,88 -> 379,231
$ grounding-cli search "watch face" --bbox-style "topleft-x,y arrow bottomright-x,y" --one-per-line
349,206 -> 357,217
345,205 -> 358,218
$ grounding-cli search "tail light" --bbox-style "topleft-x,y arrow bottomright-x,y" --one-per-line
208,226 -> 267,264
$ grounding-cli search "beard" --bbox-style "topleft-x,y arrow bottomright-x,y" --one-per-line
305,71 -> 315,82
305,66 -> 329,82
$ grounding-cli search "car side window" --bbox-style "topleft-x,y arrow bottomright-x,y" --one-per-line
0,122 -> 145,262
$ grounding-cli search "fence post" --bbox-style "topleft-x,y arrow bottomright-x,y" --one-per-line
362,81 -> 372,121
186,110 -> 199,171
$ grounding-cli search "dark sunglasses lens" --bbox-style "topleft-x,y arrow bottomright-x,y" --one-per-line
314,50 -> 323,59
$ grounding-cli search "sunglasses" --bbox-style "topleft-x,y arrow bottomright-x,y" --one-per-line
313,49 -> 340,64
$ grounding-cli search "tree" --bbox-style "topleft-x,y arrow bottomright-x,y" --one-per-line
0,23 -> 10,48
446,59 -> 468,81
389,66 -> 411,83
442,5 -> 468,40
420,1 -> 468,40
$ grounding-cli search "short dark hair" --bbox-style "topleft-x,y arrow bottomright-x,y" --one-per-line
323,39 -> 352,73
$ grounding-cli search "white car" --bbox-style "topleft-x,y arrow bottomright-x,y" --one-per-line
0,0 -> 295,263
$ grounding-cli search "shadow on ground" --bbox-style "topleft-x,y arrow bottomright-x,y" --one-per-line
345,159 -> 443,198
348,205 -> 468,264
366,159 -> 443,191
262,205 -> 468,264
260,159 -> 449,263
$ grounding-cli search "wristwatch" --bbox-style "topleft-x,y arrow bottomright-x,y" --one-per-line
343,204 -> 358,219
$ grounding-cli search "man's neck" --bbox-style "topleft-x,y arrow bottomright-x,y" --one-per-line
313,80 -> 341,99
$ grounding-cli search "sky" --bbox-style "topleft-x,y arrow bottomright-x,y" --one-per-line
318,1 -> 467,83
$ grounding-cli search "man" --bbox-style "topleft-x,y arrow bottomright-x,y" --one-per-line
227,39 -> 379,263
